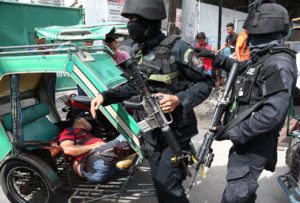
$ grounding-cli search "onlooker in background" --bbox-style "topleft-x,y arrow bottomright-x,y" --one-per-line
195,32 -> 215,76
34,32 -> 46,46
235,27 -> 250,61
217,22 -> 237,56
83,39 -> 94,47
215,23 -> 237,88
104,35 -> 130,64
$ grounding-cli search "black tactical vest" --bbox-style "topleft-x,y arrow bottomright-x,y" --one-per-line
136,35 -> 192,94
229,47 -> 296,120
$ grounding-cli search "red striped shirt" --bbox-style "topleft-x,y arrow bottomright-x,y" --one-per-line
57,128 -> 105,162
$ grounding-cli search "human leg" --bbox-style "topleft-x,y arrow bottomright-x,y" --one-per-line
147,146 -> 189,203
221,150 -> 265,203
80,135 -> 128,182
80,156 -> 116,183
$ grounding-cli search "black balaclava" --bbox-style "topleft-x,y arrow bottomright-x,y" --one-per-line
248,33 -> 283,46
248,32 -> 284,58
127,17 -> 162,44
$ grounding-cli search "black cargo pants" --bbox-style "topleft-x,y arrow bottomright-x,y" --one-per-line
142,131 -> 190,203
221,148 -> 266,203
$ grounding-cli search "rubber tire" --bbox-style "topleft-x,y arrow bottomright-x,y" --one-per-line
0,160 -> 55,203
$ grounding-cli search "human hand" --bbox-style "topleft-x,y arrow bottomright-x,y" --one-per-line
90,94 -> 104,119
210,125 -> 229,141
194,48 -> 216,59
154,93 -> 180,113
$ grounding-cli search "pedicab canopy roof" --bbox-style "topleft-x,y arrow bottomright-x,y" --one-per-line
35,23 -> 128,41
34,23 -> 129,91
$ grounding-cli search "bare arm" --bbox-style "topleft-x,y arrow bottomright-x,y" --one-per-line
235,35 -> 244,61
60,140 -> 104,157
217,42 -> 227,53
235,45 -> 241,61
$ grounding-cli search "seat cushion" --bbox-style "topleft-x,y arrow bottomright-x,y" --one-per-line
23,117 -> 60,142
2,102 -> 60,142
2,103 -> 50,131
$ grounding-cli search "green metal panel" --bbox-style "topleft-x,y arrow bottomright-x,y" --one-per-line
0,1 -> 83,46
35,23 -> 127,41
0,54 -> 71,75
56,72 -> 77,91
73,53 -> 126,89
0,53 -> 75,91
0,125 -> 12,161
71,53 -> 143,157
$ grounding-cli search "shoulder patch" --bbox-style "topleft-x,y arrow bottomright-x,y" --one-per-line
184,48 -> 193,63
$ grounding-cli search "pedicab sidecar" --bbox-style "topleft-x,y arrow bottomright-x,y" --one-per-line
0,24 -> 147,203
277,37 -> 300,203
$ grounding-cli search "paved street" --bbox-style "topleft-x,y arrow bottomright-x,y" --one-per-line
0,130 -> 290,203
0,95 -> 290,203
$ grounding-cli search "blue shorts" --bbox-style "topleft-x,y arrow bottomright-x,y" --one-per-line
80,135 -> 126,183
81,158 -> 116,183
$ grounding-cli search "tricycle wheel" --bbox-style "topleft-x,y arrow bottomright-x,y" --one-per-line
0,160 -> 55,203
286,137 -> 300,168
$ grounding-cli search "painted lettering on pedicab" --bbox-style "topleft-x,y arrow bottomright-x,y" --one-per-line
56,72 -> 70,77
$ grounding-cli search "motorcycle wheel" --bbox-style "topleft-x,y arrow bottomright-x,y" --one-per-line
0,160 -> 55,203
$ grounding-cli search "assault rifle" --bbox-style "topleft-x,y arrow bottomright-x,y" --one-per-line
119,58 -> 192,176
188,63 -> 239,190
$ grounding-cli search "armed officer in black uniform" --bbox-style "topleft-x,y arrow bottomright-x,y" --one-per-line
196,0 -> 297,202
90,0 -> 212,202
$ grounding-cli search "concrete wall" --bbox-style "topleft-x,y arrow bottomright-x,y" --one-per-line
182,1 -> 248,47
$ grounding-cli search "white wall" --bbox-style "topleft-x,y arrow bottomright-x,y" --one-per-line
182,1 -> 248,47
85,0 -> 127,25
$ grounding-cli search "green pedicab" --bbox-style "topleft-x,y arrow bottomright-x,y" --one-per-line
0,25 -> 150,203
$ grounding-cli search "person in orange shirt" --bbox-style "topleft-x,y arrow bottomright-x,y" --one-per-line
235,28 -> 250,61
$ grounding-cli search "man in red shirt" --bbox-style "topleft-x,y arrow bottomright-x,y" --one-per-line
195,32 -> 214,76
57,112 -> 133,182
104,35 -> 130,64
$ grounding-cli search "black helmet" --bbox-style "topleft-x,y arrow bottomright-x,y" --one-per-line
121,0 -> 166,20
244,0 -> 289,36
